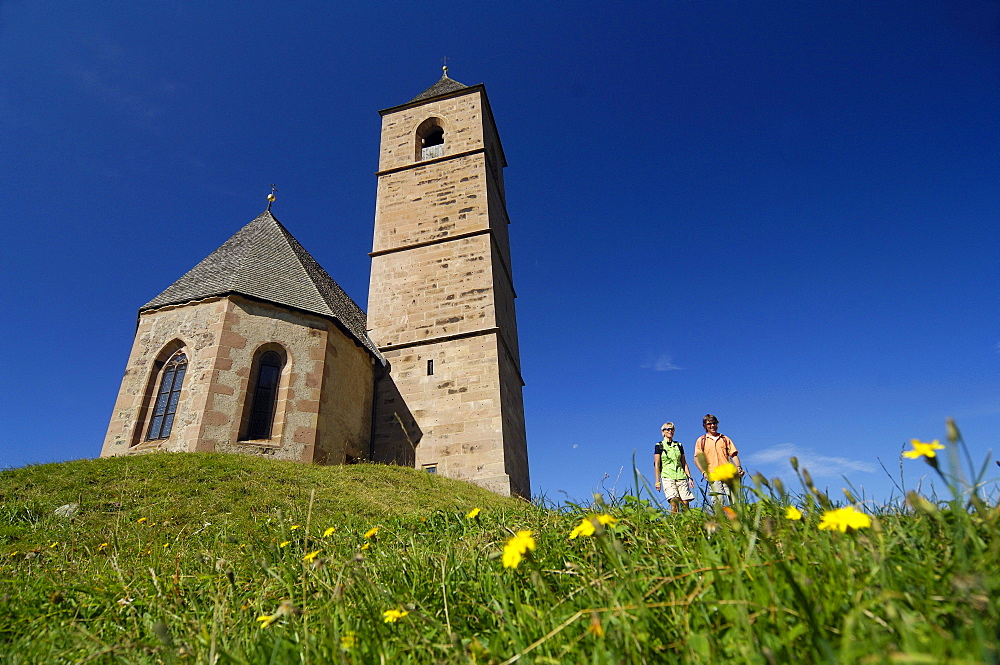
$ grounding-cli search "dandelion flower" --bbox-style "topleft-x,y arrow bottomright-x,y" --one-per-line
136,517 -> 147,524
502,530 -> 536,569
360,542 -> 371,551
708,463 -> 738,482
364,527 -> 379,539
466,507 -> 481,520
903,439 -> 945,460
341,631 -> 357,650
818,506 -> 871,533
570,514 -> 617,539
279,541 -> 291,548
303,550 -> 320,563
323,527 -> 336,537
569,519 -> 595,539
49,542 -> 59,548
290,525 -> 301,530
382,609 -> 409,623
98,542 -> 109,551
256,614 -> 276,628
785,506 -> 803,521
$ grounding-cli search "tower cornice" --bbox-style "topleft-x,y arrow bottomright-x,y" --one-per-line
374,147 -> 486,177
379,83 -> 485,116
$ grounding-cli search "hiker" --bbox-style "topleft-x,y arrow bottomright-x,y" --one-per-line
693,414 -> 744,505
654,422 -> 695,512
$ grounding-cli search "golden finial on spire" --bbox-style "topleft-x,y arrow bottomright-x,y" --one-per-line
442,56 -> 450,77
267,184 -> 277,211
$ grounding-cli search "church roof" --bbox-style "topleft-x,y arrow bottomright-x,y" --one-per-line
409,69 -> 469,103
141,210 -> 383,362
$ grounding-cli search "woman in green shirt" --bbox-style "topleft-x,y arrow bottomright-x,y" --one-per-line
654,422 -> 695,512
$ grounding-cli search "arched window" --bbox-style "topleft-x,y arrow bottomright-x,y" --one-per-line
146,351 -> 187,441
243,350 -> 284,440
416,118 -> 445,161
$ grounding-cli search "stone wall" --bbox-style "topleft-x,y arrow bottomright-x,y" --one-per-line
372,333 -> 516,495
368,234 -> 496,347
101,295 -> 374,464
373,156 -> 489,252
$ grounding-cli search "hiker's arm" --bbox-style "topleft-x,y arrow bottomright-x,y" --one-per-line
680,451 -> 694,486
732,453 -> 744,476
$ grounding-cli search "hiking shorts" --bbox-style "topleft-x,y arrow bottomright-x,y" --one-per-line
708,479 -> 733,503
662,478 -> 694,502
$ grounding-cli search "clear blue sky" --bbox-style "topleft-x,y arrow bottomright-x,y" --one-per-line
3,1 -> 997,507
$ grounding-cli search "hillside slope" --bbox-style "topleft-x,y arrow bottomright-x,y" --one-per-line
1,451 -> 996,664
0,452 -> 533,551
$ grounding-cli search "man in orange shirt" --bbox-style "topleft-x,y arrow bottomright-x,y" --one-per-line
693,414 -> 744,504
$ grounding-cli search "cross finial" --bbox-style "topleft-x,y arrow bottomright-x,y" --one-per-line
442,56 -> 450,77
267,184 -> 277,211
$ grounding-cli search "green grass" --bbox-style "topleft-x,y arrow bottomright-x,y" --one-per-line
1,441 -> 997,664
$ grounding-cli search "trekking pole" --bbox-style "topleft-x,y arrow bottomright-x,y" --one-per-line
697,479 -> 710,508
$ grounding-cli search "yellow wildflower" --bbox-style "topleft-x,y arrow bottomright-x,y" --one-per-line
136,517 -> 147,524
303,550 -> 320,563
903,439 -> 945,459
49,542 -> 59,548
785,506 -> 803,521
502,530 -> 536,569
708,463 -> 738,482
569,514 -> 617,539
594,514 -> 617,527
290,525 -> 301,530
98,542 -> 109,551
382,609 -> 409,623
569,519 -> 595,539
162,543 -> 170,548
323,527 -> 336,537
256,614 -> 276,628
466,507 -> 482,520
818,506 -> 871,533
279,541 -> 291,548
341,631 -> 357,650
364,527 -> 379,539
360,542 -> 371,551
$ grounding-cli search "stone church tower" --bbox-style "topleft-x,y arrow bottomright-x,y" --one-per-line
100,70 -> 529,498
367,69 -> 529,498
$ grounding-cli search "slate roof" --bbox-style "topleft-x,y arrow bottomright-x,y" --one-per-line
409,70 -> 470,103
142,210 -> 383,362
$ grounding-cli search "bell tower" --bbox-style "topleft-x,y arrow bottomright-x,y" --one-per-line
367,69 -> 529,498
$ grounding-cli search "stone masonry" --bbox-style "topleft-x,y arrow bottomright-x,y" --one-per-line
367,78 -> 529,498
101,295 -> 375,463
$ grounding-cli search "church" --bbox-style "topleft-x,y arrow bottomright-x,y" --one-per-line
100,69 -> 530,498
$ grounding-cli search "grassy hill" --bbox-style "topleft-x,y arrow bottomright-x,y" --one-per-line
1,451 -> 997,664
